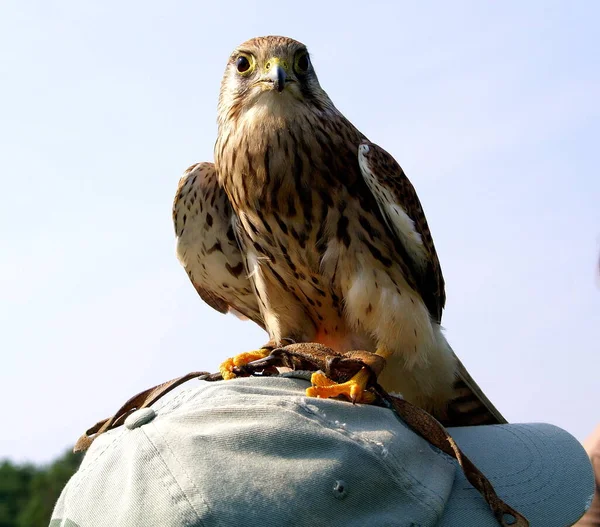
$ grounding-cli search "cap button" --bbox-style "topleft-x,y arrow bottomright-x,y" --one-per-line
125,408 -> 157,430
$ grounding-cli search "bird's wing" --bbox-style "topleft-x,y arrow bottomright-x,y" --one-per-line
358,141 -> 444,322
358,142 -> 506,425
173,162 -> 264,328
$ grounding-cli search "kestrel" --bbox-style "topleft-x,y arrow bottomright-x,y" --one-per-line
174,36 -> 505,425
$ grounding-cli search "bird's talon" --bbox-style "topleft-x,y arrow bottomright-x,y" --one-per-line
219,348 -> 271,379
309,371 -> 337,388
306,367 -> 376,404
220,358 -> 237,380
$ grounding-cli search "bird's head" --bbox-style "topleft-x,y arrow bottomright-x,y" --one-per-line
217,36 -> 334,126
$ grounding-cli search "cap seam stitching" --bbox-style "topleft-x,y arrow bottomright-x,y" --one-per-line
143,423 -> 212,526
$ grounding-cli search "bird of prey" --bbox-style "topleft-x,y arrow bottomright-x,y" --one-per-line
174,36 -> 505,425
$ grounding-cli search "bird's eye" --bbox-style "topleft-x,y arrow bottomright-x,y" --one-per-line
294,52 -> 310,74
236,54 -> 253,74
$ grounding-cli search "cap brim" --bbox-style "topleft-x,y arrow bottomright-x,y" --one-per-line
441,423 -> 594,526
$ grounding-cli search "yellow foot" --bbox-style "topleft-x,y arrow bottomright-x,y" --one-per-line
219,349 -> 271,380
305,367 -> 376,404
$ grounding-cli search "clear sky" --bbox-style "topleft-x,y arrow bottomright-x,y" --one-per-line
1,1 -> 599,464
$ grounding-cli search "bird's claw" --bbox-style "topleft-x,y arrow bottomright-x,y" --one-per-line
306,367 -> 376,404
219,348 -> 272,380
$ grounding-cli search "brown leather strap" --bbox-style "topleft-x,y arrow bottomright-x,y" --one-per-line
74,371 -> 210,452
380,391 -> 528,527
74,344 -> 528,526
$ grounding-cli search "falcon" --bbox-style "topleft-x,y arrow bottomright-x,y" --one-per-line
174,36 -> 505,425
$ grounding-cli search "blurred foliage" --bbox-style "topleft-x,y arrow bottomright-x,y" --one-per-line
0,450 -> 82,527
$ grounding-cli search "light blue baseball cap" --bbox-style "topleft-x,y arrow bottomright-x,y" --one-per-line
51,375 -> 593,527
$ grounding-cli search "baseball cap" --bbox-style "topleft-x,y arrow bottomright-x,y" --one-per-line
50,375 -> 593,526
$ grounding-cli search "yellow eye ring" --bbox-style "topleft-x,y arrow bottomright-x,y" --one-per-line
294,52 -> 310,74
235,53 -> 255,75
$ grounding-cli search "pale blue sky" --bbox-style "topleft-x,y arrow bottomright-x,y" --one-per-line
1,1 -> 599,464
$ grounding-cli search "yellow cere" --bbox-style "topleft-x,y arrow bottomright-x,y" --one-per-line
264,57 -> 290,73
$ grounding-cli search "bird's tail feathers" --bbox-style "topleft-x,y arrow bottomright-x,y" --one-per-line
438,352 -> 507,427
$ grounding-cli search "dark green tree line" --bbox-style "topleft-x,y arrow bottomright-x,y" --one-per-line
0,450 -> 81,527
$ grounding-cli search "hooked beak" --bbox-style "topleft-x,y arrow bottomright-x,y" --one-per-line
264,58 -> 288,93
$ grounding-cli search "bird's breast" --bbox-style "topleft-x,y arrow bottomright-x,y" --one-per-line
215,115 -> 410,345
